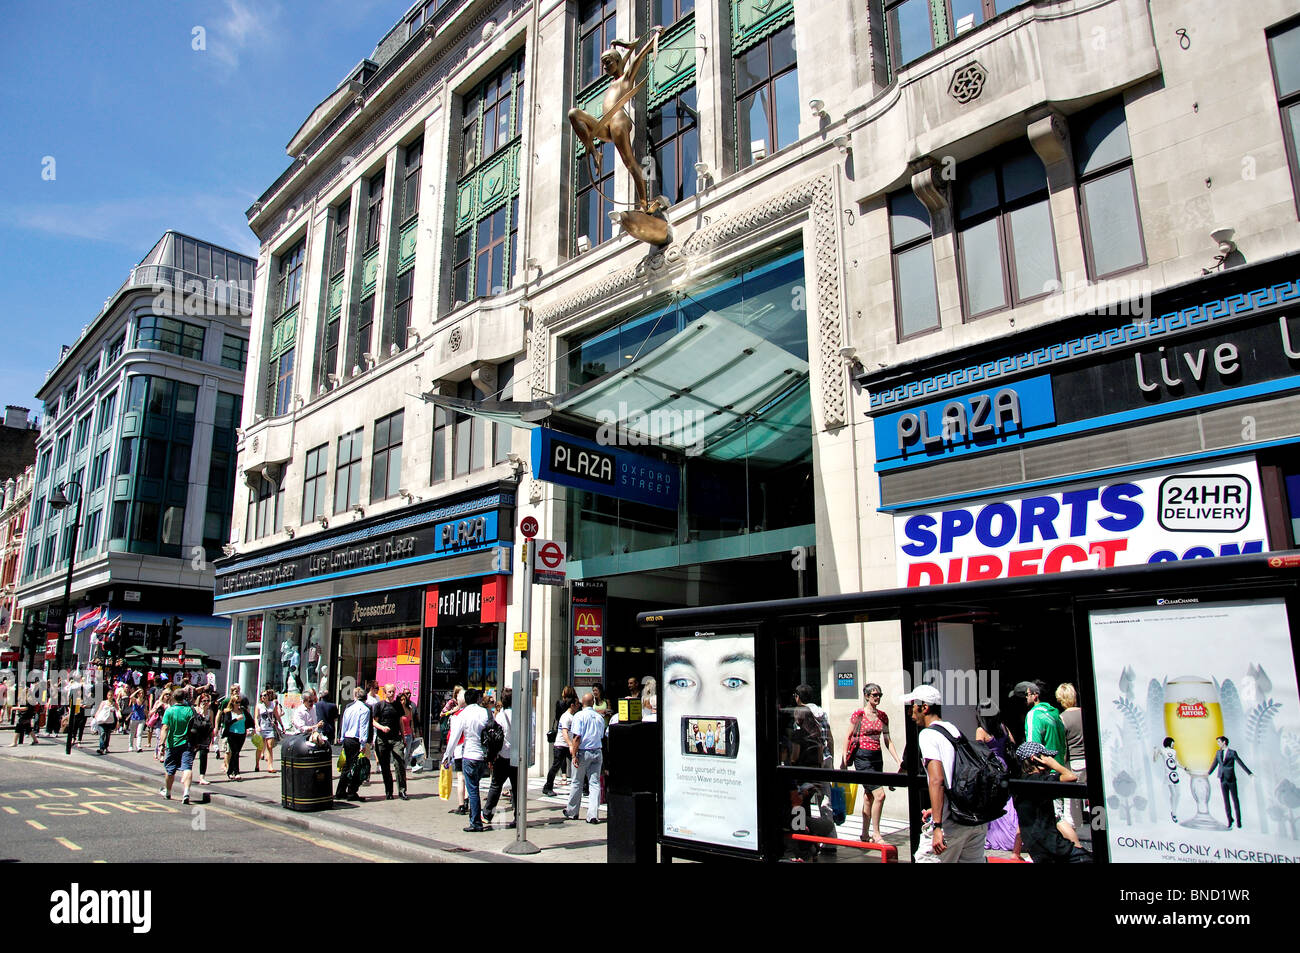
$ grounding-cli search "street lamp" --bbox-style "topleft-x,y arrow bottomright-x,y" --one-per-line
48,479 -> 84,671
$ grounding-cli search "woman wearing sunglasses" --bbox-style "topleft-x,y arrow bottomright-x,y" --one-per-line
842,683 -> 902,844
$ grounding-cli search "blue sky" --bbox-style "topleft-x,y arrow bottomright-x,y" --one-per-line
0,0 -> 407,413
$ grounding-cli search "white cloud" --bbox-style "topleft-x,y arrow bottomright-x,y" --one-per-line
208,0 -> 280,69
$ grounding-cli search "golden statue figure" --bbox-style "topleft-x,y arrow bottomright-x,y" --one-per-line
568,27 -> 672,245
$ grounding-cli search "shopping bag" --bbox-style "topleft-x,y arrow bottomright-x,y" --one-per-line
844,782 -> 858,817
438,764 -> 453,800
830,783 -> 847,825
337,750 -> 347,772
250,732 -> 264,751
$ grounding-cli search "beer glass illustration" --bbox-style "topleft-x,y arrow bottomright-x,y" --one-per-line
1163,676 -> 1227,830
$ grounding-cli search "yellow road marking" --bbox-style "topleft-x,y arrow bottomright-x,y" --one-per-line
93,860 -> 106,864
54,837 -> 82,851
201,804 -> 393,863
2,806 -> 16,814
25,820 -> 47,830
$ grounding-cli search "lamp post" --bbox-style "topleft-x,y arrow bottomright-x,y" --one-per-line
48,479 -> 84,672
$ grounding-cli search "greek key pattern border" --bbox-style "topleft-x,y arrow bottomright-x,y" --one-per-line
868,280 -> 1300,411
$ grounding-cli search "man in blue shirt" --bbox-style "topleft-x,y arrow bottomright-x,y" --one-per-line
564,693 -> 607,824
336,688 -> 371,802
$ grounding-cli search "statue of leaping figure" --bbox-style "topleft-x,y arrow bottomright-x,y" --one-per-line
567,26 -> 666,214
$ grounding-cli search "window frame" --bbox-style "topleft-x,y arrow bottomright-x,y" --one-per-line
889,189 -> 943,341
953,147 -> 1060,320
136,315 -> 206,359
276,239 -> 306,316
1072,101 -> 1148,280
302,443 -> 329,523
221,335 -> 248,372
578,0 -> 618,90
330,201 -> 351,278
648,87 -> 700,208
370,410 -> 404,503
734,23 -> 800,170
402,140 -> 423,224
1267,15 -> 1300,218
334,427 -> 364,514
365,171 -> 385,251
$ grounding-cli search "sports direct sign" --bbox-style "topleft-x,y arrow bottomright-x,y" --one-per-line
894,457 -> 1268,588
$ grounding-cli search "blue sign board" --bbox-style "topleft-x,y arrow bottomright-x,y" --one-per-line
531,429 -> 679,510
873,374 -> 1056,470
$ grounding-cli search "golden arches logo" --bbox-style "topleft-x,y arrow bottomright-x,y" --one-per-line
575,611 -> 601,633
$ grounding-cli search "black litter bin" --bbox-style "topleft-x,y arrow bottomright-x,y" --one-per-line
607,722 -> 661,863
281,734 -> 333,812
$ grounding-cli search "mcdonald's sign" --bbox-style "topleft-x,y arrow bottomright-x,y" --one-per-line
571,606 -> 604,677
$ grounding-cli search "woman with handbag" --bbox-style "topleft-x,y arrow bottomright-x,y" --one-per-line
127,688 -> 147,751
841,683 -> 902,844
145,686 -> 172,761
92,694 -> 119,754
254,689 -> 283,773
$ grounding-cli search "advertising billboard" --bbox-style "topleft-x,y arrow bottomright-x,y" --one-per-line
661,632 -> 759,852
1089,598 -> 1300,863
571,606 -> 604,681
894,457 -> 1268,587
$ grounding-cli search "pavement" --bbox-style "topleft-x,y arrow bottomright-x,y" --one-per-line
0,725 -> 610,864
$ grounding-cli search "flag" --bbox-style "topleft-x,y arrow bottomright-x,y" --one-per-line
74,606 -> 104,637
94,614 -> 120,635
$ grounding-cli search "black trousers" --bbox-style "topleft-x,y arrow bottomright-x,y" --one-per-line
336,738 -> 362,797
226,734 -> 246,776
375,736 -> 406,796
545,746 -> 570,790
1220,780 -> 1243,825
484,758 -> 516,816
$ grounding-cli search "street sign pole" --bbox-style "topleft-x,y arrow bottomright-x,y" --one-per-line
504,539 -> 540,855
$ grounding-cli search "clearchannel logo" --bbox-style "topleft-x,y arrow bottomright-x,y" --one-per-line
1156,598 -> 1200,606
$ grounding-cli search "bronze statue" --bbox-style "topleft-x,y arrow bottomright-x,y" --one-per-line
568,27 -> 672,244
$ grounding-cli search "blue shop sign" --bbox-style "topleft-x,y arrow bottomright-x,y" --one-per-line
531,429 -> 679,510
873,374 -> 1056,469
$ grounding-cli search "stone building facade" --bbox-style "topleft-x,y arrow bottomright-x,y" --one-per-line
223,0 -> 1300,778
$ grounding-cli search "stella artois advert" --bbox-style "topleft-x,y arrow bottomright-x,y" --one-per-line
1089,598 -> 1300,863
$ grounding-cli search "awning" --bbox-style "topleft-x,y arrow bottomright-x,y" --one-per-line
421,312 -> 810,463
113,611 -> 230,629
120,646 -> 220,671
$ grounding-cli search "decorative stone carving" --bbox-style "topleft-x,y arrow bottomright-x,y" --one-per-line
448,327 -> 463,351
948,62 -> 987,104
1027,109 -> 1071,168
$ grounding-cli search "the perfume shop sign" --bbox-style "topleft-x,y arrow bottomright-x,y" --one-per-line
217,510 -> 503,597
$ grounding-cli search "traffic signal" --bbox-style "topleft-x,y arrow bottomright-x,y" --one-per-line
167,616 -> 183,649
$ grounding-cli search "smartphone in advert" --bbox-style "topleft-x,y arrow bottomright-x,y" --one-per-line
1089,597 -> 1300,863
680,716 -> 739,758
661,632 -> 758,852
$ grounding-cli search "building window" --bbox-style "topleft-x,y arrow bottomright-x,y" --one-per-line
401,140 -> 422,223
576,143 -> 615,251
24,541 -> 38,578
494,361 -> 515,464
55,433 -> 70,469
350,296 -> 375,372
334,427 -> 364,513
431,406 -> 451,484
1072,100 -> 1145,278
365,171 -> 385,251
90,448 -> 110,491
653,0 -> 694,26
579,0 -> 617,89
273,350 -> 294,416
37,449 -> 50,482
276,239 -> 306,315
392,271 -> 413,354
30,496 -> 44,529
41,534 -> 56,571
110,501 -> 128,541
370,410 -> 404,503
302,443 -> 328,523
889,189 -> 941,339
455,55 -> 524,304
649,88 -> 699,207
96,391 -> 117,433
1268,18 -> 1300,216
82,359 -> 99,390
885,0 -> 1025,70
330,202 -> 351,278
203,391 -> 241,558
82,509 -> 101,554
955,146 -> 1058,318
136,315 -> 205,359
107,334 -> 125,365
245,475 -> 281,541
322,314 -> 341,380
221,335 -> 248,372
736,23 -> 799,168
74,414 -> 92,452
117,437 -> 136,476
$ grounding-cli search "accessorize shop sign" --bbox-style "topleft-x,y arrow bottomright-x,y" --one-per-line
334,590 -> 422,628
1089,598 -> 1300,863
217,510 -> 502,596
661,632 -> 759,853
894,457 -> 1268,588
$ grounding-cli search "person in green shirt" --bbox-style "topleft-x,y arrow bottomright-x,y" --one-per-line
160,686 -> 196,803
1010,679 -> 1080,847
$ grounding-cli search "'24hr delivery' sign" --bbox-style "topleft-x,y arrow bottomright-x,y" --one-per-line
894,458 -> 1268,588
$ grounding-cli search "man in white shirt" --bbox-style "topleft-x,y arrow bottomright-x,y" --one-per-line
482,688 -> 516,826
564,693 -> 607,824
903,684 -> 987,863
336,688 -> 371,802
443,688 -> 491,832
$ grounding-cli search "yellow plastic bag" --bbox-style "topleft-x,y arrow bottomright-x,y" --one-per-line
337,750 -> 347,772
843,782 -> 858,817
438,764 -> 453,800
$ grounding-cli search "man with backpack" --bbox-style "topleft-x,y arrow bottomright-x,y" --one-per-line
904,684 -> 1006,863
